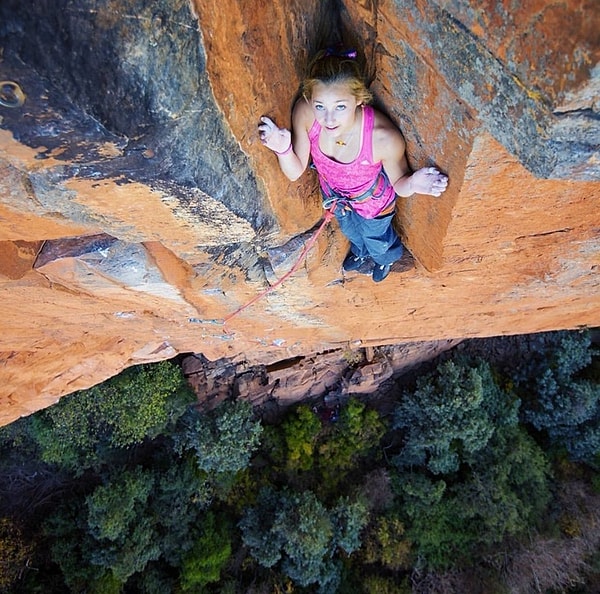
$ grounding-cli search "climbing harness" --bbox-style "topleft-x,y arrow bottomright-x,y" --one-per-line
222,202 -> 337,325
319,167 -> 392,210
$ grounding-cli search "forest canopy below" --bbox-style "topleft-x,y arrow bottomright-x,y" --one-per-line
1,329 -> 599,594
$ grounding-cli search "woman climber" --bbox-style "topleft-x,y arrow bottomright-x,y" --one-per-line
258,47 -> 448,283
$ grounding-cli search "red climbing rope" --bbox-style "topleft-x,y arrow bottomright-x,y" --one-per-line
223,204 -> 337,325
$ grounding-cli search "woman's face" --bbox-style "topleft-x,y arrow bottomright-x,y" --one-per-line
309,81 -> 361,139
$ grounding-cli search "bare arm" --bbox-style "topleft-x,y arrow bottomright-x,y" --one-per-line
258,100 -> 313,182
374,112 -> 448,198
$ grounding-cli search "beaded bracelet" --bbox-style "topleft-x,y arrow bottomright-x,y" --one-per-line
273,143 -> 293,156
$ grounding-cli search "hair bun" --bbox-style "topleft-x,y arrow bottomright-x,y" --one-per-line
323,46 -> 357,59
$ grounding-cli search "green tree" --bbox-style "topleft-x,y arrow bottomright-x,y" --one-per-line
455,426 -> 551,539
86,467 -> 154,542
179,511 -> 232,591
271,490 -> 335,590
30,360 -> 193,474
397,426 -> 551,570
238,487 -> 283,569
175,399 -> 263,474
239,487 -> 367,591
332,495 -> 369,555
395,473 -> 461,570
282,404 -> 321,472
317,398 -> 386,491
393,358 -> 519,474
516,331 -> 600,461
152,458 -> 213,565
128,563 -> 177,594
45,501 -> 120,593
85,467 -> 160,581
45,456 -> 212,591
391,355 -> 552,569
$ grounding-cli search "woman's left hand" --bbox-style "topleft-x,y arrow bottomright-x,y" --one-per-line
410,167 -> 449,197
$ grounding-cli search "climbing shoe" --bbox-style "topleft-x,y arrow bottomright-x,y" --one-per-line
342,252 -> 366,272
372,263 -> 392,283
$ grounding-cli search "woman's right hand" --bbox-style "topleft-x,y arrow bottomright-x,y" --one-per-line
258,116 -> 292,154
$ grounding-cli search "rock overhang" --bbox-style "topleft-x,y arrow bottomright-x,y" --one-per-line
0,0 -> 598,425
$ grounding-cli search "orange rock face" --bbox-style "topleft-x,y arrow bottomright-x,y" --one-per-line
0,0 -> 598,425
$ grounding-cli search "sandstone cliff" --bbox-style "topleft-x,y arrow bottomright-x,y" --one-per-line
0,0 -> 598,425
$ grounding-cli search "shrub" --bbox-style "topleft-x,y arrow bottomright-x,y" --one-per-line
360,512 -> 412,571
358,574 -> 411,594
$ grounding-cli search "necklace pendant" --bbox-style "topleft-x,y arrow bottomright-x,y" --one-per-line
336,140 -> 346,146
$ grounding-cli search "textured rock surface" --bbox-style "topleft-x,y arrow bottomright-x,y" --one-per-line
0,0 -> 598,425
182,339 -> 462,413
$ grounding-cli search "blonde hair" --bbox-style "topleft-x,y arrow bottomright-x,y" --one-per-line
302,49 -> 373,105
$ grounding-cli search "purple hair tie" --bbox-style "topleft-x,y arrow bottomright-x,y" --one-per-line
324,47 -> 357,59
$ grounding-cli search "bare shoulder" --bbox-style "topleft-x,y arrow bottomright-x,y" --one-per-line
292,98 -> 315,131
371,108 -> 406,159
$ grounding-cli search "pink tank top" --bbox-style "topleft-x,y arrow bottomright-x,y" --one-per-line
308,105 -> 396,219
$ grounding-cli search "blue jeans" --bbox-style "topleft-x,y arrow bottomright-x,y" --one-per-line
334,205 -> 404,266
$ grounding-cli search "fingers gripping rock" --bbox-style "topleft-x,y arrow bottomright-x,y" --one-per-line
258,116 -> 291,154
